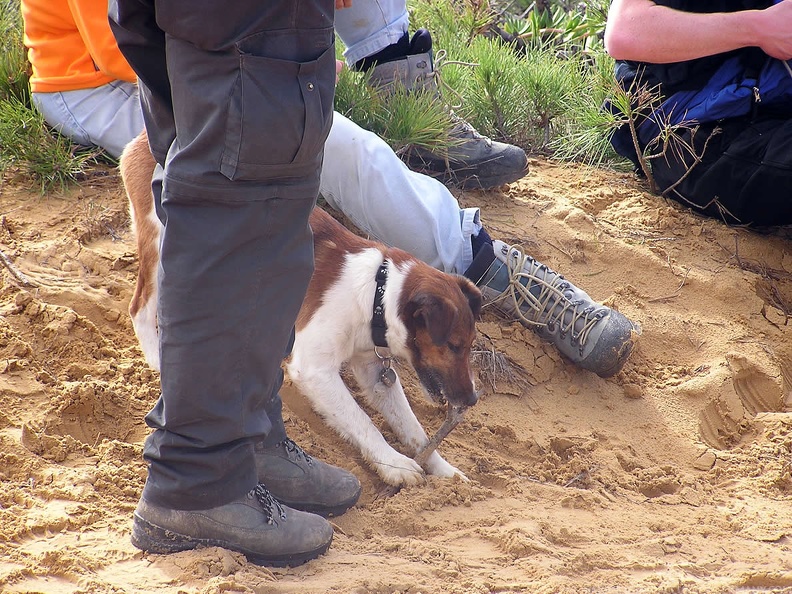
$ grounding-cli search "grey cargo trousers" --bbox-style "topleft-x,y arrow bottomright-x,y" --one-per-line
110,0 -> 336,510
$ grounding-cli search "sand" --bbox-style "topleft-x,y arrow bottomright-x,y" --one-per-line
0,158 -> 790,594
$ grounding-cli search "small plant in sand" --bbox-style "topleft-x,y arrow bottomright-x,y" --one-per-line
596,71 -> 725,205
0,96 -> 101,192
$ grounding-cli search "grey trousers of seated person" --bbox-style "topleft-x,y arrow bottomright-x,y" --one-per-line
110,0 -> 336,511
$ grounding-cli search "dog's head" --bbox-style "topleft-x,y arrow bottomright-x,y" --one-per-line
399,266 -> 482,408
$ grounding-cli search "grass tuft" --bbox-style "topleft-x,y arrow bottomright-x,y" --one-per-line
0,96 -> 101,192
0,0 -> 29,105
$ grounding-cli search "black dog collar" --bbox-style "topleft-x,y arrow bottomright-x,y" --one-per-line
371,261 -> 389,348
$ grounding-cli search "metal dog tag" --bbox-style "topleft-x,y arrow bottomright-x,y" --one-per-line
379,366 -> 397,387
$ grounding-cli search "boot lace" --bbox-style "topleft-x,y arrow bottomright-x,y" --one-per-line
495,245 -> 605,349
449,115 -> 492,146
430,49 -> 479,111
250,483 -> 286,525
278,438 -> 313,466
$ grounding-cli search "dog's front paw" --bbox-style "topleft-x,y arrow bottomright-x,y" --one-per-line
424,451 -> 469,482
374,452 -> 425,486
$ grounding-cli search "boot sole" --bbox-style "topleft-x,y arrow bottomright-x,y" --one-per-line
407,156 -> 529,191
455,167 -> 531,190
131,513 -> 332,567
277,484 -> 362,518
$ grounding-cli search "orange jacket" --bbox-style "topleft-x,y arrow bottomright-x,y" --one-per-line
22,0 -> 136,93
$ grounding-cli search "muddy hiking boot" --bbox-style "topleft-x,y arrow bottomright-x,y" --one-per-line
355,29 -> 529,190
255,438 -> 361,518
131,484 -> 334,567
469,241 -> 639,378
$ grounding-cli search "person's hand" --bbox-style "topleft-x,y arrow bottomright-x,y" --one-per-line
757,0 -> 792,60
335,0 -> 352,9
335,59 -> 344,84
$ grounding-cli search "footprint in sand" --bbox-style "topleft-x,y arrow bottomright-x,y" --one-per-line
699,353 -> 788,449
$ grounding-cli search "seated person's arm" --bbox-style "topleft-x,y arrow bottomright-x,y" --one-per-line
67,0 -> 136,82
604,0 -> 792,63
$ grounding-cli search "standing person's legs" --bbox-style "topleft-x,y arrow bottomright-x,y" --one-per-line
320,112 -> 480,274
31,81 -> 143,159
111,0 -> 356,565
146,193 -> 316,508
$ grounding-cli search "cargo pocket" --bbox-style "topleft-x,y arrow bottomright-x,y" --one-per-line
220,41 -> 335,182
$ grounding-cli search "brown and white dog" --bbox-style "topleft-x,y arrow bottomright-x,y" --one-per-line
121,131 -> 482,486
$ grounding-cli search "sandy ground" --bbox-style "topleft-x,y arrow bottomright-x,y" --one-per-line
0,158 -> 791,594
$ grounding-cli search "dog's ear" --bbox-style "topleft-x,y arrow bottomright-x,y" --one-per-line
410,293 -> 459,346
456,276 -> 483,320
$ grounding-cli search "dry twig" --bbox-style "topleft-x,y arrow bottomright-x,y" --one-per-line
472,346 -> 515,391
0,247 -> 36,287
378,404 -> 469,498
647,266 -> 690,303
413,404 -> 468,468
720,236 -> 791,324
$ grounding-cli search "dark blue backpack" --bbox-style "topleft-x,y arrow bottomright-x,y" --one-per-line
611,54 -> 792,165
605,0 -> 792,226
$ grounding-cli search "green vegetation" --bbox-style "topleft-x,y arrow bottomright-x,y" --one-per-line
0,95 -> 101,191
1,0 -> 102,191
334,0 -> 627,165
1,0 -> 635,192
0,0 -> 28,105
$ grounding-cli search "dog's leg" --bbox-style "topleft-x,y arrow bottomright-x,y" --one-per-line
349,355 -> 466,480
120,131 -> 162,371
128,200 -> 162,371
287,359 -> 425,486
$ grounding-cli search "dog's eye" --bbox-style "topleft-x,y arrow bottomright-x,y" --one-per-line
448,342 -> 462,354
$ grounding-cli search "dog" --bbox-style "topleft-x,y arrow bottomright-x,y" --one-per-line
121,130 -> 482,487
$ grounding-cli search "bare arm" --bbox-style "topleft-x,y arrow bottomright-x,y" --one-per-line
604,0 -> 792,63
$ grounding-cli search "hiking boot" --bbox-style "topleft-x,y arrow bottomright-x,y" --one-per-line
469,241 -> 639,377
359,29 -> 529,190
255,438 -> 361,517
131,484 -> 333,567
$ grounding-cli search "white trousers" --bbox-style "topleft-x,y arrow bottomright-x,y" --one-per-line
32,81 -> 143,159
331,1 -> 481,272
322,113 -> 480,273
334,0 -> 409,65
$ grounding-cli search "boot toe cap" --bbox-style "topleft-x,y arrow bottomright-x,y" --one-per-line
578,311 -> 641,378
